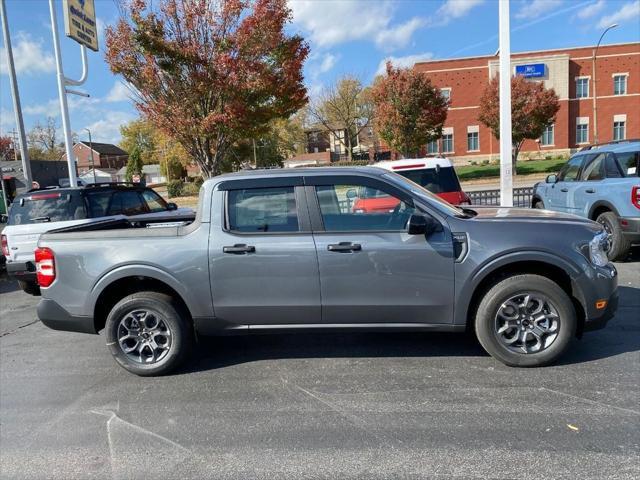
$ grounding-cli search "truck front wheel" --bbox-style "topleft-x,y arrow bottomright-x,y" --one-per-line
105,291 -> 194,376
475,274 -> 576,367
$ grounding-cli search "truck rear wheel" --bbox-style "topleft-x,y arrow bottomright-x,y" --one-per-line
475,274 -> 576,367
596,211 -> 630,261
105,291 -> 193,376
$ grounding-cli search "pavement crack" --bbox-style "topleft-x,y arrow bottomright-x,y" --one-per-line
539,387 -> 640,415
0,319 -> 40,337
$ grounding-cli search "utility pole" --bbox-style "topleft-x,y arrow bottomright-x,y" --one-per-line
592,23 -> 618,145
498,0 -> 513,207
1,0 -> 33,187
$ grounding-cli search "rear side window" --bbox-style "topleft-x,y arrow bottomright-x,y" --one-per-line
615,151 -> 639,177
7,191 -> 87,225
395,166 -> 461,193
227,187 -> 299,232
107,191 -> 148,216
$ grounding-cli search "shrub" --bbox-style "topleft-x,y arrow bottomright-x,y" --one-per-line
181,182 -> 200,196
167,180 -> 184,198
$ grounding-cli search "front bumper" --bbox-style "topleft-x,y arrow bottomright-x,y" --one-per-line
620,216 -> 640,243
574,263 -> 618,334
37,298 -> 96,334
6,261 -> 37,282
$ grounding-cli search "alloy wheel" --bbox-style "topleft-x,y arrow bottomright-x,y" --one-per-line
494,293 -> 560,354
117,309 -> 172,364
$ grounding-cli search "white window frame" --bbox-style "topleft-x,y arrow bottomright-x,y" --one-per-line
540,124 -> 554,147
466,126 -> 479,152
575,76 -> 590,99
426,139 -> 439,154
612,73 -> 628,95
576,117 -> 589,145
613,120 -> 626,141
440,87 -> 451,101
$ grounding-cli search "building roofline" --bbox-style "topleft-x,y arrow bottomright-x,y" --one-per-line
414,41 -> 640,66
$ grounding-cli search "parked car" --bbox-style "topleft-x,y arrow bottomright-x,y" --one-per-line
532,140 -> 640,260
35,167 -> 617,376
2,183 -> 194,294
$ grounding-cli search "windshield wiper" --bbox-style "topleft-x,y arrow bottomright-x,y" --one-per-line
31,216 -> 51,222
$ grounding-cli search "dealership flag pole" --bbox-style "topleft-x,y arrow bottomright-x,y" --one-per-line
1,0 -> 33,187
498,0 -> 513,207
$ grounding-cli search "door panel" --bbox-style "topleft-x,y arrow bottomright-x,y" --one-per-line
208,186 -> 320,326
547,155 -> 585,212
308,180 -> 455,325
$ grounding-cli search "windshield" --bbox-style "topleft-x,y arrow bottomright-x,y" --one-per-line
381,171 -> 467,217
7,191 -> 87,225
395,166 -> 462,193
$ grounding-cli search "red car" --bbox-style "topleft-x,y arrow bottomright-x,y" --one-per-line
352,158 -> 471,213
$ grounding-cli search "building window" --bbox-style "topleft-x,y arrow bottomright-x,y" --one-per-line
540,124 -> 554,146
576,123 -> 589,144
576,78 -> 589,98
442,133 -> 453,153
613,75 -> 627,95
613,121 -> 626,141
440,88 -> 451,101
427,140 -> 438,154
467,131 -> 479,151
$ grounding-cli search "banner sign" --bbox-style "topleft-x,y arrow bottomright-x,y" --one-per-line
62,0 -> 98,52
515,63 -> 545,78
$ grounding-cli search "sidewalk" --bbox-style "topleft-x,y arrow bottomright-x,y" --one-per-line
461,172 -> 548,191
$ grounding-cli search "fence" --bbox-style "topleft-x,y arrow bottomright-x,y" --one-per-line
467,187 -> 534,208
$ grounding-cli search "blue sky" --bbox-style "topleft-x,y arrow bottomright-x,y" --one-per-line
1,0 -> 639,145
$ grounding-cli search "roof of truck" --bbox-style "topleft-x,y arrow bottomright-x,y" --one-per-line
211,166 -> 387,181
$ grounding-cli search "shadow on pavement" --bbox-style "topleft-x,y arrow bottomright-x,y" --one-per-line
182,285 -> 639,373
0,275 -> 20,294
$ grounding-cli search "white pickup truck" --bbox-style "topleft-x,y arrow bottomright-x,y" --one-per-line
2,183 -> 194,294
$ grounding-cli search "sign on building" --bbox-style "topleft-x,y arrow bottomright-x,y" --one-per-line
515,63 -> 546,78
62,0 -> 98,52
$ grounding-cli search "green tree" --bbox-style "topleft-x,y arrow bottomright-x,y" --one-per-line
125,147 -> 143,182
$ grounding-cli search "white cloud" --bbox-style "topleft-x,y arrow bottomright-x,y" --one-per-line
597,0 -> 640,28
376,52 -> 434,76
23,99 -> 60,118
437,0 -> 485,22
318,53 -> 338,74
1,108 -> 16,132
83,110 -> 136,144
290,1 -> 427,51
0,32 -> 55,76
105,81 -> 132,103
577,0 -> 605,19
515,0 -> 563,20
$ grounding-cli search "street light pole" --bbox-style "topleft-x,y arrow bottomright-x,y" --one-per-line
498,0 -> 513,207
592,23 -> 618,145
84,128 -> 96,184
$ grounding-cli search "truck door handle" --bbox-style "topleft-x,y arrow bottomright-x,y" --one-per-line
560,188 -> 569,192
327,242 -> 362,252
223,244 -> 255,254
585,188 -> 595,193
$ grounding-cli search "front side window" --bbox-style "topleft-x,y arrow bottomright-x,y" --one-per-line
576,78 -> 589,98
442,133 -> 453,153
613,75 -> 627,95
558,156 -> 585,182
581,154 -> 605,181
540,124 -> 554,146
613,121 -> 626,141
227,187 -> 298,232
576,123 -> 589,144
141,189 -> 169,213
316,184 -> 415,232
467,132 -> 479,151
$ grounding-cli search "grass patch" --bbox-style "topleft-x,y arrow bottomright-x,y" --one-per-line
456,158 -> 566,181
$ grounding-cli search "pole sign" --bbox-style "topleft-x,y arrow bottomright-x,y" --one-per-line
515,63 -> 545,78
62,0 -> 98,52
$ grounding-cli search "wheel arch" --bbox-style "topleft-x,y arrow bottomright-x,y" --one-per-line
588,200 -> 619,221
460,254 -> 587,338
90,266 -> 195,334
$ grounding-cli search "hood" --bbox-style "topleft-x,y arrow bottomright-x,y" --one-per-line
469,206 -> 595,225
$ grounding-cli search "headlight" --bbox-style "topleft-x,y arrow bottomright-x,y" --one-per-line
589,231 -> 610,267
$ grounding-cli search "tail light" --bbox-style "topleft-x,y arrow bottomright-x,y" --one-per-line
1,235 -> 8,257
35,247 -> 56,287
632,186 -> 640,210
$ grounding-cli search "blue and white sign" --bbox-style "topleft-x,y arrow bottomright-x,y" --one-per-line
515,63 -> 546,78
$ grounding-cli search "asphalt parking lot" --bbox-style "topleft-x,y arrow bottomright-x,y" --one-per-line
1,254 -> 639,480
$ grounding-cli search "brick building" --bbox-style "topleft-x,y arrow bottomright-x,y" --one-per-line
414,42 -> 640,164
62,141 -> 129,174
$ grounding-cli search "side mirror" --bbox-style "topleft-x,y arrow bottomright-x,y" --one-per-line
167,202 -> 178,211
546,174 -> 557,184
408,213 -> 440,236
346,188 -> 358,200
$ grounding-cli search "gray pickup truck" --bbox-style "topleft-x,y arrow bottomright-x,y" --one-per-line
36,167 -> 618,376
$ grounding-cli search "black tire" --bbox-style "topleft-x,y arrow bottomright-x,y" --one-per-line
475,274 -> 576,367
105,291 -> 193,376
533,199 -> 545,209
18,280 -> 40,296
596,211 -> 630,262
